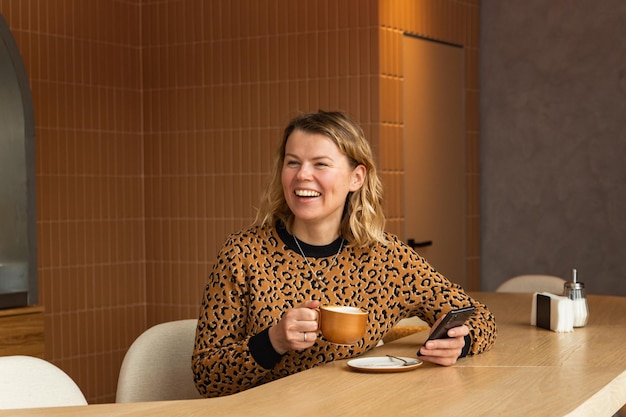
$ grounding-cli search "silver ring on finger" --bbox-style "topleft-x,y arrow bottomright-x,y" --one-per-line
303,332 -> 307,342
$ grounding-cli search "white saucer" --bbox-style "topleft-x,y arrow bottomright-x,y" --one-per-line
347,356 -> 423,373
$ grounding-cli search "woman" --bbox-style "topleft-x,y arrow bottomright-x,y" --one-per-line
192,111 -> 496,398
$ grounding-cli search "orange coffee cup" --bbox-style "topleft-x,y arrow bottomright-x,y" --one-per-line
319,305 -> 368,344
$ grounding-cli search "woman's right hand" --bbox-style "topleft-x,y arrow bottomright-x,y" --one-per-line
268,300 -> 320,354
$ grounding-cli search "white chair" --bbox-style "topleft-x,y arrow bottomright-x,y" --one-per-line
116,319 -> 202,403
0,355 -> 87,409
496,275 -> 566,294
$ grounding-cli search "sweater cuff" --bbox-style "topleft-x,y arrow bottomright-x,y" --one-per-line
249,328 -> 284,369
459,334 -> 471,358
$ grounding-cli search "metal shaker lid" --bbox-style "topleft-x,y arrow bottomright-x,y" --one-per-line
564,268 -> 585,290
563,281 -> 585,290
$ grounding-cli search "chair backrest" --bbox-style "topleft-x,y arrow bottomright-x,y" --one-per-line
116,319 -> 201,403
0,355 -> 87,409
496,275 -> 566,294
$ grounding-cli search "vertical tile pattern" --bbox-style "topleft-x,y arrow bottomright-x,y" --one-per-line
0,0 -> 479,403
378,0 -> 481,289
0,0 -> 144,404
141,0 -> 382,337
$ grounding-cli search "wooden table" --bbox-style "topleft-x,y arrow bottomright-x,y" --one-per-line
1,293 -> 625,416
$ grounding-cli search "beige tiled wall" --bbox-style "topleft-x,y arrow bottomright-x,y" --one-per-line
0,0 -> 480,403
378,0 -> 481,287
1,0 -> 145,404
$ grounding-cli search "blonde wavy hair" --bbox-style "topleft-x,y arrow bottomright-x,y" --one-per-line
255,111 -> 386,248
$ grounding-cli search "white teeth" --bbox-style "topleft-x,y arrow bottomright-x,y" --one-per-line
295,189 -> 321,197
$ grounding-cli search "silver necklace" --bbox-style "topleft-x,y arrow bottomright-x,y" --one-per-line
294,236 -> 344,282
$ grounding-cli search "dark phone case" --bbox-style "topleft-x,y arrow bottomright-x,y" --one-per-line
417,306 -> 476,356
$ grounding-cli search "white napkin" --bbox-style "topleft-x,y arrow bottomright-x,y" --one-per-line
530,292 -> 574,333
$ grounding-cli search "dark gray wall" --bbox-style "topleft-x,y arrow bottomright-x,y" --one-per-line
480,1 -> 626,296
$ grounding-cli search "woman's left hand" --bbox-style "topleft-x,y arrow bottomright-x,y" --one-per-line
417,323 -> 469,366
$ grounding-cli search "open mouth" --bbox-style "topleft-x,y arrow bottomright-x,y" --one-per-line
295,189 -> 321,198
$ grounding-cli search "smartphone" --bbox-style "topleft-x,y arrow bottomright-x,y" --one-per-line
417,306 -> 476,356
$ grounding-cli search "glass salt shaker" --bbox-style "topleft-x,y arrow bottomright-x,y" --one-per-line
563,268 -> 589,327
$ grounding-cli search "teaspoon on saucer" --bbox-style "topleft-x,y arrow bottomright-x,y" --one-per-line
385,354 -> 420,366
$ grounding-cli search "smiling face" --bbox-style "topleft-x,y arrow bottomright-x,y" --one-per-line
281,129 -> 365,240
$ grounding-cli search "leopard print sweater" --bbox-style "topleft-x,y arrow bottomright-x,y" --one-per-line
192,223 -> 497,397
